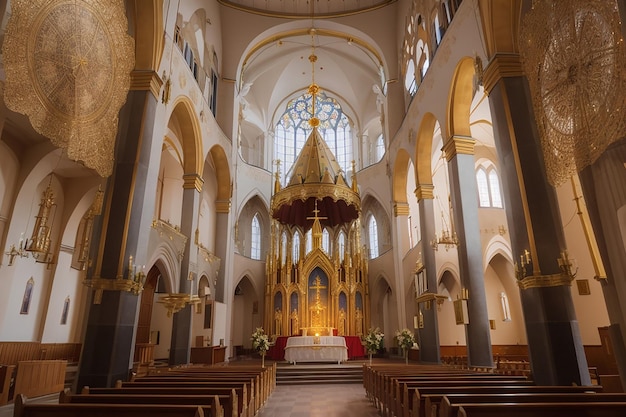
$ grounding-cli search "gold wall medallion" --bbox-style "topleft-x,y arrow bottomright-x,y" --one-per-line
3,0 -> 135,177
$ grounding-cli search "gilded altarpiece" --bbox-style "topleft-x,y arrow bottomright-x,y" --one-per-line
264,220 -> 369,337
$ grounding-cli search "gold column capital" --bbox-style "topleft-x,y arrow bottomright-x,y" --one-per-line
183,174 -> 204,192
483,53 -> 524,96
215,200 -> 231,213
442,136 -> 475,161
394,202 -> 410,216
415,184 -> 434,200
130,70 -> 163,100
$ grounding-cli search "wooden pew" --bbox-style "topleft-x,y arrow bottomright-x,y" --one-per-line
391,375 -> 529,417
438,393 -> 626,417
392,377 -> 532,417
83,385 -> 250,417
0,365 -> 16,405
456,402 -> 626,417
64,389 -> 237,417
13,393 -> 219,417
13,360 -> 66,401
412,385 -> 604,417
120,377 -> 259,412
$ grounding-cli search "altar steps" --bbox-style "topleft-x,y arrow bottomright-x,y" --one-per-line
276,364 -> 363,385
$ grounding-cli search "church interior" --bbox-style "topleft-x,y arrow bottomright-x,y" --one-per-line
1,0 -> 626,403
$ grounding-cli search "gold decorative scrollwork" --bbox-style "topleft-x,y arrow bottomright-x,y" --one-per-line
3,0 -> 135,177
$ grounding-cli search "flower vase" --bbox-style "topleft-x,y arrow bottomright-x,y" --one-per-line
261,351 -> 266,368
369,352 -> 373,365
403,348 -> 408,365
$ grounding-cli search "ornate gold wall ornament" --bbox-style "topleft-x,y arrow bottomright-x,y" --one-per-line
3,0 -> 135,177
520,0 -> 626,186
517,272 -> 574,290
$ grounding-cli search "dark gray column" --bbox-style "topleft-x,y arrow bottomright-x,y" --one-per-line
416,184 -> 441,363
443,137 -> 493,368
487,69 -> 590,385
214,203 -> 230,303
77,84 -> 161,388
579,138 -> 626,390
169,179 -> 202,365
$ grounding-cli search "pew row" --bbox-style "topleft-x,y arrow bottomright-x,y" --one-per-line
456,402 -> 626,417
13,393 -> 219,417
437,393 -> 626,417
63,388 -> 236,417
412,385 -> 604,417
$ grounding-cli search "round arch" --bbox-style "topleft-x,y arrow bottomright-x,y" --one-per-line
415,112 -> 439,185
392,148 -> 413,206
127,0 -> 164,72
446,57 -> 476,140
169,97 -> 204,178
209,145 -> 231,208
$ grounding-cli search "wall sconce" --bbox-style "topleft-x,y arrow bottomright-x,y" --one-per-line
83,255 -> 146,304
5,239 -> 28,265
25,177 -> 57,264
515,249 -> 532,280
558,250 -> 577,279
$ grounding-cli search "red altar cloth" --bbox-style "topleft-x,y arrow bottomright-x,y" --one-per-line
267,335 -> 365,360
343,336 -> 366,359
267,336 -> 289,360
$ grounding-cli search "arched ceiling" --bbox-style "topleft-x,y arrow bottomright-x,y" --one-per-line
239,28 -> 384,139
218,0 -> 396,18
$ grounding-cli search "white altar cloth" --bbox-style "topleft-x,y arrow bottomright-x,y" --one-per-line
284,336 -> 348,364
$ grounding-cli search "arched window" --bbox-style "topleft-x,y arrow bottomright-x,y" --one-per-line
292,232 -> 301,263
251,214 -> 261,260
338,232 -> 346,262
305,229 -> 312,254
476,166 -> 503,208
281,232 -> 288,264
320,228 -> 330,254
274,91 -> 352,185
489,170 -> 503,208
375,134 -> 385,162
368,215 -> 379,259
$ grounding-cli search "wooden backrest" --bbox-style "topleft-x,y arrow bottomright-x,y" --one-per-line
457,402 -> 626,417
438,393 -> 626,417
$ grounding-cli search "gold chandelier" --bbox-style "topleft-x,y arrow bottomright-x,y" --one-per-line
24,176 -> 57,264
520,0 -> 626,186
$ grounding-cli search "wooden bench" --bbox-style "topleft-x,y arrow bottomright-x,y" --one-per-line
395,378 -> 533,417
412,385 -> 604,417
64,388 -> 238,417
13,360 -> 66,401
120,377 -> 259,412
0,365 -> 16,405
13,393 -> 219,417
456,402 -> 626,417
83,385 -> 250,417
438,393 -> 626,417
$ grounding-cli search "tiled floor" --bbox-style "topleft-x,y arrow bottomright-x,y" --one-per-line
257,383 -> 379,417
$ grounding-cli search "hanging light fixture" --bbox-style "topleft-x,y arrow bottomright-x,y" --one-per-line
430,157 -> 458,251
25,175 -> 57,263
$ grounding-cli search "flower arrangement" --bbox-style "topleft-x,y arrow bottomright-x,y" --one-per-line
363,327 -> 385,354
250,327 -> 270,353
395,328 -> 416,350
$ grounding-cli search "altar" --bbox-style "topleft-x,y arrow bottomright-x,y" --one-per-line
284,335 -> 348,365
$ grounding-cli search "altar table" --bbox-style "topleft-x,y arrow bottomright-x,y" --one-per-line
284,336 -> 348,364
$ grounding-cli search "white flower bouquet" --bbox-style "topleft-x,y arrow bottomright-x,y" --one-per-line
251,327 -> 270,353
395,328 -> 416,350
363,327 -> 385,354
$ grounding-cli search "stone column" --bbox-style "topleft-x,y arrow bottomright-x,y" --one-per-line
579,138 -> 626,390
443,137 -> 494,368
485,55 -> 590,385
415,184 -> 441,363
214,201 -> 231,303
77,73 -> 162,388
169,175 -> 202,365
